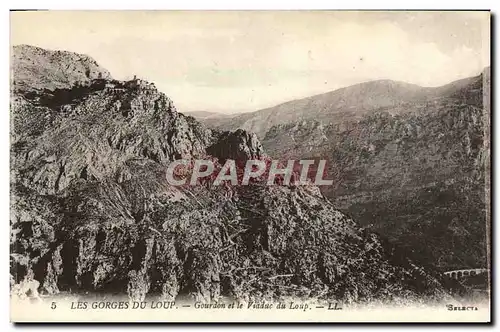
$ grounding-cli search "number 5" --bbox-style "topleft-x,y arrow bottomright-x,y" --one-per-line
51,302 -> 56,309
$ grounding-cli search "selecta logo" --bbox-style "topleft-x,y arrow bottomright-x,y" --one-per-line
165,157 -> 333,186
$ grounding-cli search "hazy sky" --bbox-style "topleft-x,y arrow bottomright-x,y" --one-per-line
11,11 -> 490,113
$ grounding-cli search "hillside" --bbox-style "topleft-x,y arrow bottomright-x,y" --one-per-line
184,111 -> 233,119
11,44 -> 112,93
10,45 -> 463,304
260,69 -> 490,271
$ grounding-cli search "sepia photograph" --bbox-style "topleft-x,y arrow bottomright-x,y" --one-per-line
8,10 -> 491,323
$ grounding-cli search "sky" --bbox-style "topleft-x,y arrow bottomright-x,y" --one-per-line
10,11 -> 490,113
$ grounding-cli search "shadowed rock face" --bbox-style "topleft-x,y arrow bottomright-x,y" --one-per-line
10,45 -> 459,304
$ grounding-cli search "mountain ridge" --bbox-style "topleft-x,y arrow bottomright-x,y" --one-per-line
258,68 -> 489,272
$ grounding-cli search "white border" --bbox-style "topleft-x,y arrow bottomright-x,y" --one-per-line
1,1 -> 497,331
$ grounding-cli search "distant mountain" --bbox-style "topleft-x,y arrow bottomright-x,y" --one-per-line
194,69 -> 490,272
184,111 -> 233,119
260,69 -> 490,271
200,74 -> 488,138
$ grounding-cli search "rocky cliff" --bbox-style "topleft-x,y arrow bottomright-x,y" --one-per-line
260,70 -> 490,272
10,45 -> 459,304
